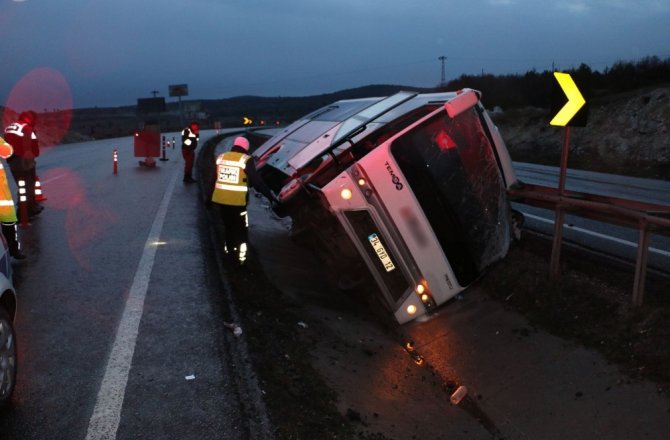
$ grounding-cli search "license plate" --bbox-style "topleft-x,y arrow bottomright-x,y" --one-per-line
368,233 -> 396,272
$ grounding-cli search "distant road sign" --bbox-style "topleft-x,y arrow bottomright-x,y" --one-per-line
550,72 -> 587,127
169,84 -> 189,97
243,117 -> 253,126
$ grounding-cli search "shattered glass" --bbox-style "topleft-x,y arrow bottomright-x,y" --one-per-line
390,107 -> 510,286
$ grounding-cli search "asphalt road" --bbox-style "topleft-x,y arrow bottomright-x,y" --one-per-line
0,130 -> 268,439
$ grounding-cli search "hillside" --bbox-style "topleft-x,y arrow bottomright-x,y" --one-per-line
57,84 -> 433,141
491,84 -> 670,181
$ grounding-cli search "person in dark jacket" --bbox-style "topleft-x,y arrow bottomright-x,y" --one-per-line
4,111 -> 43,220
210,136 -> 277,265
181,121 -> 199,183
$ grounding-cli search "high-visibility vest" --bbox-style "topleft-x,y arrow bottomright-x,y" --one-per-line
181,127 -> 199,148
5,122 -> 39,158
211,151 -> 250,206
0,163 -> 17,223
4,122 -> 36,140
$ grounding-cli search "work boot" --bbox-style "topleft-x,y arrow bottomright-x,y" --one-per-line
10,250 -> 26,260
9,243 -> 26,260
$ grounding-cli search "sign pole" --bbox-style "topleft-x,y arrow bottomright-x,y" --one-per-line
178,96 -> 183,129
557,126 -> 570,196
547,71 -> 585,281
169,84 -> 189,129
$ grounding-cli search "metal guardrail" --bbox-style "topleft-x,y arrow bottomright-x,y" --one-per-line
508,181 -> 670,306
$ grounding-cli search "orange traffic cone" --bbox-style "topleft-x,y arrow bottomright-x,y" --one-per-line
35,175 -> 47,202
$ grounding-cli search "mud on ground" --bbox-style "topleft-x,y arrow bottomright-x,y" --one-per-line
481,232 -> 670,390
223,228 -> 669,440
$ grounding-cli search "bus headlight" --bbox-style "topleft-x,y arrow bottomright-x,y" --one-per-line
340,188 -> 353,200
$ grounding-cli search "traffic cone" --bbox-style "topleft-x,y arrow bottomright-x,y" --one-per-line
35,175 -> 47,202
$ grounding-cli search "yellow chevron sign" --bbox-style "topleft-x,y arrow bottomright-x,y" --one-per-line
243,117 -> 253,126
550,72 -> 586,127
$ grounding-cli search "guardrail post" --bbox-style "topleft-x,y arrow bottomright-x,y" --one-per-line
113,149 -> 118,175
632,219 -> 651,307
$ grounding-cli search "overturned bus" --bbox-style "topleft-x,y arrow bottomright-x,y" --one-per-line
254,90 -> 520,324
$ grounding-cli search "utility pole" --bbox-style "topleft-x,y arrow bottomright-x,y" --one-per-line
151,90 -> 159,98
438,56 -> 447,88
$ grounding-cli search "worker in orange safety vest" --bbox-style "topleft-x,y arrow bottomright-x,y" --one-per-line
210,136 -> 277,265
0,137 -> 25,259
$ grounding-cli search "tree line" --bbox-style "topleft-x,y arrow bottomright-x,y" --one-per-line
444,55 -> 670,110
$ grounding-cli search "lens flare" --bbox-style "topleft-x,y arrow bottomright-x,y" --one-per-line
3,67 -> 73,147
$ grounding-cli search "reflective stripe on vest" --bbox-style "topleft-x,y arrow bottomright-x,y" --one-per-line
4,122 -> 37,140
181,129 -> 198,147
0,165 -> 17,223
211,151 -> 250,206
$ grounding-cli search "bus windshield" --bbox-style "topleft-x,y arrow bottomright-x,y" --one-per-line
389,107 -> 509,286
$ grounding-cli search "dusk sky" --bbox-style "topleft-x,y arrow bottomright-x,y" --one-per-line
1,0 -> 668,110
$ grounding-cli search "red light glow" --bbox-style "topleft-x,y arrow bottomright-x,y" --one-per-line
3,67 -> 73,147
434,130 -> 457,151
40,168 -> 120,270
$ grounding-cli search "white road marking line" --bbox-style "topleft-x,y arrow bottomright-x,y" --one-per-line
85,168 -> 179,440
42,173 -> 68,184
524,213 -> 670,257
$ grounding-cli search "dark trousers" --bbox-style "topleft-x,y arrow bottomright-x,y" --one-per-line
219,204 -> 248,264
1,222 -> 20,256
182,147 -> 195,178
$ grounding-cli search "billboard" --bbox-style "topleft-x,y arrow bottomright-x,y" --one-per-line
137,97 -> 166,113
169,84 -> 189,97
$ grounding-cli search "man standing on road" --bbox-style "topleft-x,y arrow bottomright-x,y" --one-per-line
181,121 -> 199,183
4,111 -> 43,221
210,136 -> 277,265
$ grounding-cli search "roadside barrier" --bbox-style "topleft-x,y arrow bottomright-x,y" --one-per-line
508,182 -> 670,307
160,136 -> 169,161
18,179 -> 28,227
